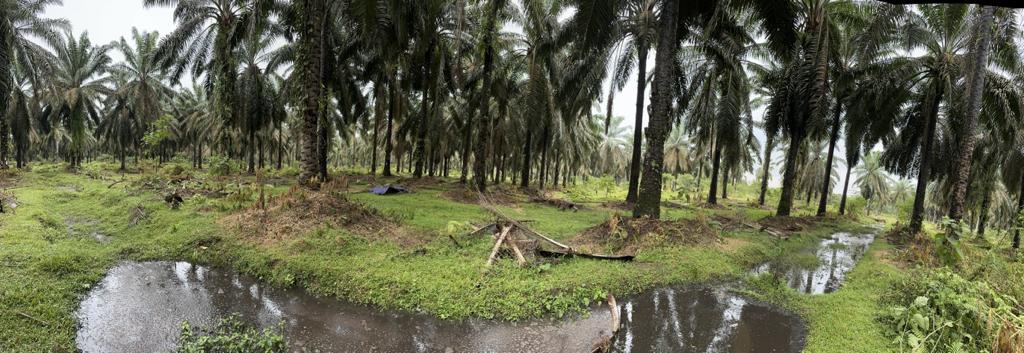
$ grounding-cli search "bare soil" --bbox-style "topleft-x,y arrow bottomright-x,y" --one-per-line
441,185 -> 524,206
758,215 -> 819,234
222,185 -> 427,248
570,214 -> 721,255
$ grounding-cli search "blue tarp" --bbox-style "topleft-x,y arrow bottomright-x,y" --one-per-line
370,184 -> 409,195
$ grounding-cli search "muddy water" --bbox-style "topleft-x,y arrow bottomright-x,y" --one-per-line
610,287 -> 804,353
77,262 -> 805,353
76,261 -> 613,353
752,232 -> 874,294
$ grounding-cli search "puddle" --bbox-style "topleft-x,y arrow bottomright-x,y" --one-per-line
752,232 -> 874,294
65,218 -> 109,243
610,287 -> 804,353
77,262 -> 806,353
76,261 -> 614,353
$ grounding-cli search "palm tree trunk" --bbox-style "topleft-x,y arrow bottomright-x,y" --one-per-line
604,82 -> 615,135
296,0 -> 326,186
371,83 -> 384,175
383,80 -> 396,177
839,162 -> 853,215
1014,173 -> 1024,249
696,162 -> 703,189
0,32 -> 9,169
248,130 -> 256,173
460,106 -> 473,183
0,115 -> 8,169
911,87 -> 943,233
818,101 -> 842,216
721,166 -> 729,200
626,44 -> 649,204
759,132 -> 775,206
539,126 -> 549,190
708,140 -> 721,205
976,184 -> 991,237
777,134 -> 804,216
634,0 -> 679,218
276,124 -> 282,170
317,103 -> 330,181
473,1 -> 499,192
949,6 -> 995,223
520,129 -> 532,188
414,39 -> 435,178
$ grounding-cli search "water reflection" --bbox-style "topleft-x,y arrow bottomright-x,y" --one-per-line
752,232 -> 874,294
610,287 -> 804,353
76,261 -> 613,353
76,262 -> 805,353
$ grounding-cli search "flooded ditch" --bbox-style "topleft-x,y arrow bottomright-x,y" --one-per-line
76,262 -> 807,353
609,287 -> 804,353
751,232 -> 874,294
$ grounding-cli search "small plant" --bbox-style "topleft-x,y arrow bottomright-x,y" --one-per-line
936,217 -> 967,267
177,315 -> 286,353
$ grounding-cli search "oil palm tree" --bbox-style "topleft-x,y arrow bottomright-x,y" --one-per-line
681,9 -> 755,205
881,4 -> 1015,233
101,28 -> 173,170
769,0 -> 864,217
856,151 -> 891,213
0,0 -> 67,168
600,0 -> 657,203
40,31 -> 111,167
946,5 -> 1004,223
144,0 -> 272,137
815,1 -> 906,216
7,64 -> 39,168
472,0 -> 512,192
236,28 -> 279,173
626,0 -> 797,218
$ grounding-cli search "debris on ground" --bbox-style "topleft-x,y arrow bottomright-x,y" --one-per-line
222,186 -> 426,248
600,201 -> 632,211
370,184 -> 409,195
442,186 -> 522,205
571,214 -> 720,256
473,200 -> 633,266
164,192 -> 184,209
129,205 -> 149,226
757,215 -> 818,235
529,195 -> 580,212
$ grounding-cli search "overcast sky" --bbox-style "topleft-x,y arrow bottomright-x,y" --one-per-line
45,0 -> 175,46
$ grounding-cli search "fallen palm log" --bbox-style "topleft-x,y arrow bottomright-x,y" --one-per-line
476,193 -> 633,264
486,226 -> 514,267
537,249 -> 635,261
733,220 -> 787,239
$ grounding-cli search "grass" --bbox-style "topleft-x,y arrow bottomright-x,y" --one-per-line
745,241 -> 906,353
0,161 -> 896,352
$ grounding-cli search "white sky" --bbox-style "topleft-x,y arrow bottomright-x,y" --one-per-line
45,0 -> 176,47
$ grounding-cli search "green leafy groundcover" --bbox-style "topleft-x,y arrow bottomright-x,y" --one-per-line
881,270 -> 1024,353
177,315 -> 286,353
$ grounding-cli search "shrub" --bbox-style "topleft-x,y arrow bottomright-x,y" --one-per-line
177,315 -> 285,353
162,164 -> 188,177
208,156 -> 235,177
881,270 -> 1024,353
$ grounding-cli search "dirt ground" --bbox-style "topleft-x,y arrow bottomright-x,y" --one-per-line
441,185 -> 525,206
221,183 -> 428,248
570,214 -> 721,255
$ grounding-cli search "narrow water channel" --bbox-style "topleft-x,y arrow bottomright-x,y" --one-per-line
76,262 -> 806,353
609,287 -> 804,353
751,232 -> 874,294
